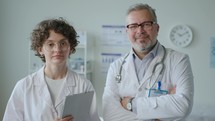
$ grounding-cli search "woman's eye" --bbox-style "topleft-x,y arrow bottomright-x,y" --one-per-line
48,43 -> 54,47
61,42 -> 65,46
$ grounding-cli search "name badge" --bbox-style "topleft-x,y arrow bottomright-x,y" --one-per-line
148,89 -> 168,97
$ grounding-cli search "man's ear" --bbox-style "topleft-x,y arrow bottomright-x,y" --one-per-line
157,24 -> 160,32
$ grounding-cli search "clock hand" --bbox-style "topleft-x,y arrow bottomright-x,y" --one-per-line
181,31 -> 188,36
177,33 -> 182,37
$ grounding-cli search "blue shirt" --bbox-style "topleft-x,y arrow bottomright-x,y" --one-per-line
132,42 -> 159,84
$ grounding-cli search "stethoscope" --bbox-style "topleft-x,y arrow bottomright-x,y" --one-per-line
115,53 -> 129,83
115,45 -> 166,84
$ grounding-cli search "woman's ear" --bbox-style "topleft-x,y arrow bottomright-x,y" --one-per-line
37,47 -> 43,55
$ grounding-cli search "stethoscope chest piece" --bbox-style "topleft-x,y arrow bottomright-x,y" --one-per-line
115,53 -> 129,83
115,75 -> 121,83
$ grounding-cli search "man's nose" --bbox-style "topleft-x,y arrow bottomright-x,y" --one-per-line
136,25 -> 146,33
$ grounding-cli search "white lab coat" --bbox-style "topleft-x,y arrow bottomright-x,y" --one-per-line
3,67 -> 100,121
102,44 -> 194,121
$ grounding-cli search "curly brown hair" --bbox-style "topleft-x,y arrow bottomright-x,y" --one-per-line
30,17 -> 79,62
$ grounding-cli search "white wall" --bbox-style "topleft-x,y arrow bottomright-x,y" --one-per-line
1,0 -> 215,120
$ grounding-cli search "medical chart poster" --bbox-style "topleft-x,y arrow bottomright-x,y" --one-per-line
102,25 -> 129,46
101,53 -> 122,73
210,37 -> 215,68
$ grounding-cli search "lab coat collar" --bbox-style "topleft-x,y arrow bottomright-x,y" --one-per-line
31,66 -> 55,110
123,51 -> 140,85
32,66 -> 76,87
32,66 -> 77,109
55,69 -> 77,107
32,66 -> 46,86
64,69 -> 76,87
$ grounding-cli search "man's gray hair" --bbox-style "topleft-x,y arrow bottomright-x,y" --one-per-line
126,3 -> 157,23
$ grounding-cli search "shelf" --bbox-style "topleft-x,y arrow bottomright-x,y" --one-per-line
68,30 -> 93,80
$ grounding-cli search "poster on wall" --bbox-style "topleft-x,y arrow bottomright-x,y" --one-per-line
210,37 -> 215,68
101,53 -> 122,73
100,25 -> 130,73
102,25 -> 129,46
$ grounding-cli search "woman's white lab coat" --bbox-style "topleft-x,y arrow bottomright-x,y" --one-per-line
102,44 -> 194,121
3,67 -> 100,121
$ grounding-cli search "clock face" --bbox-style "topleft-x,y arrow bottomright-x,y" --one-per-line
169,25 -> 193,48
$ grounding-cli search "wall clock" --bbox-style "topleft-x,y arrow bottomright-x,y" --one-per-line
169,25 -> 193,48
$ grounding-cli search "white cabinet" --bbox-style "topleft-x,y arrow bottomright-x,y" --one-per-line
68,31 -> 93,80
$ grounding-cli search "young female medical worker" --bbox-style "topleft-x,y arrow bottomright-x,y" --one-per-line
102,3 -> 194,121
3,18 -> 100,121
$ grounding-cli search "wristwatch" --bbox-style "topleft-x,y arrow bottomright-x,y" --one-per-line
126,98 -> 134,111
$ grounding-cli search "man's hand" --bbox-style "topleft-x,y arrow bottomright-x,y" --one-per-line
120,97 -> 133,110
55,115 -> 74,121
121,97 -> 161,121
169,85 -> 176,94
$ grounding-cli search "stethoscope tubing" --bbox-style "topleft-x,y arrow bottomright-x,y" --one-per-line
115,53 -> 129,83
116,45 -> 166,84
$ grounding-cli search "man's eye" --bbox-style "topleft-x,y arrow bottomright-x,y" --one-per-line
144,23 -> 151,26
130,25 -> 138,28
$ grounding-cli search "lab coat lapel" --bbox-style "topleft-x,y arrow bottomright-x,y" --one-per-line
55,70 -> 75,107
123,52 -> 139,85
40,82 -> 54,108
34,67 -> 54,109
55,83 -> 70,107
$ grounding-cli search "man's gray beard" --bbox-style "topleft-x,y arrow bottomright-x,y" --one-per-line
132,42 -> 152,53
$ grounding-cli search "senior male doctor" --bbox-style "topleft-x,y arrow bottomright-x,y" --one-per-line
102,3 -> 194,121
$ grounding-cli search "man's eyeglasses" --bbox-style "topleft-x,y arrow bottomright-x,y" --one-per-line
43,40 -> 70,52
126,21 -> 156,31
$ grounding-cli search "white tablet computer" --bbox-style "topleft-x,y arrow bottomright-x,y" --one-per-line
61,91 -> 94,121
